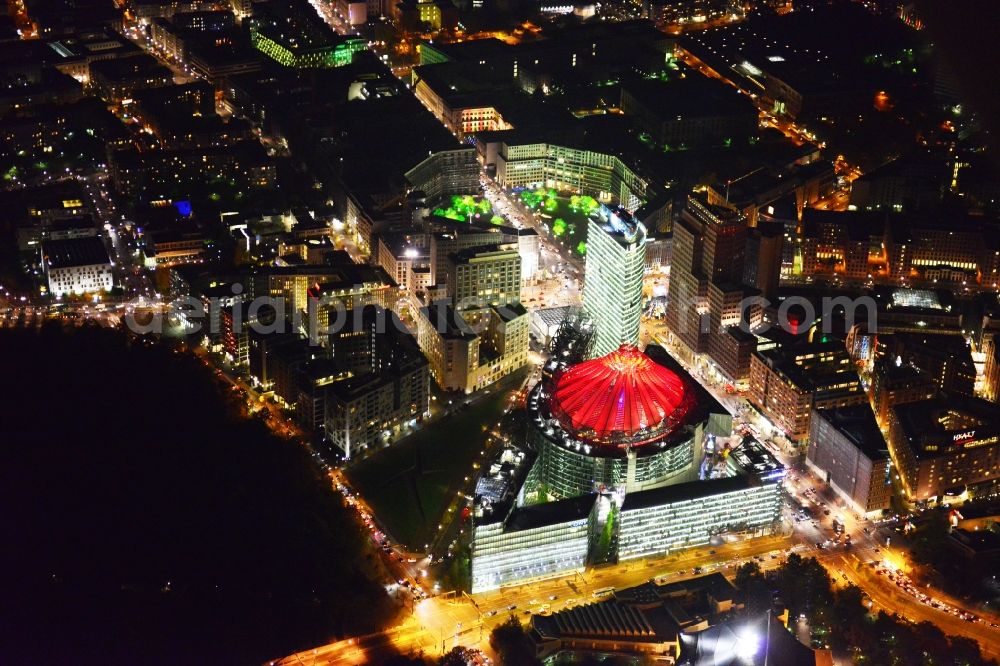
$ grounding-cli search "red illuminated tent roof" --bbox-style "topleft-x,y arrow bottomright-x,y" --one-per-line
550,345 -> 691,447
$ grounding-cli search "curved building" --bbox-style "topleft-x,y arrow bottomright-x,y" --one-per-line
470,344 -> 783,592
528,345 -> 706,499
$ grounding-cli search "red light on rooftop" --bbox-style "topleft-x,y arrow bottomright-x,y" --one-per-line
550,345 -> 692,447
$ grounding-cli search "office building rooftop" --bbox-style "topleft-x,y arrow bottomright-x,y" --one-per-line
42,236 -> 111,269
814,404 -> 888,462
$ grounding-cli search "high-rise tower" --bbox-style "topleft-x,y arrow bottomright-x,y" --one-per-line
666,196 -> 755,374
583,205 -> 647,358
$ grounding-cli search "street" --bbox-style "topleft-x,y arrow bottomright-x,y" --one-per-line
272,323 -> 1000,665
275,509 -> 1000,665
480,175 -> 584,311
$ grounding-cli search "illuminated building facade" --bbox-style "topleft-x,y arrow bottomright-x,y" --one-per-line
983,336 -> 1000,404
426,221 -> 537,286
489,141 -> 649,213
618,476 -> 782,560
42,236 -> 114,297
888,394 -> 1000,501
150,18 -> 187,61
583,206 -> 647,358
230,0 -> 252,20
470,345 -> 783,593
807,404 -> 892,515
869,358 -> 937,427
470,494 -> 596,592
322,308 -> 430,459
665,196 -> 750,365
799,209 -> 887,281
108,143 -> 277,199
142,228 -> 208,266
393,0 -> 457,31
404,149 -> 480,205
241,304 -> 429,458
747,340 -> 866,444
416,302 -> 529,394
375,232 -> 430,293
528,345 -> 699,499
335,0 -> 367,26
788,210 -> 1000,287
649,0 -> 744,27
263,264 -> 399,334
248,15 -> 365,68
445,244 -> 521,309
883,333 -> 976,397
250,30 -> 364,68
410,65 -> 514,139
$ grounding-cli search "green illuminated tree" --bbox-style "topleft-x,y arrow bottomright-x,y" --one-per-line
519,190 -> 542,208
578,195 -> 598,214
434,207 -> 464,222
551,218 -> 567,237
593,505 -> 617,563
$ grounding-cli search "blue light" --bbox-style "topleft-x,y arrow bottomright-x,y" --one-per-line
174,200 -> 192,217
761,469 -> 787,481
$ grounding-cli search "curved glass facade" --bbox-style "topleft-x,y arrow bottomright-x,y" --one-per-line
529,419 -> 695,499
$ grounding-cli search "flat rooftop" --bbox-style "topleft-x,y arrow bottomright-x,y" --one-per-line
892,393 -> 1000,459
493,301 -> 527,322
621,475 -> 753,512
622,76 -> 757,120
449,244 -> 517,265
42,236 -> 111,269
681,2 -> 915,94
263,263 -> 397,288
753,340 -> 861,396
505,493 -> 596,533
420,303 -> 477,340
873,358 -> 934,388
813,403 -> 888,462
90,54 -> 171,81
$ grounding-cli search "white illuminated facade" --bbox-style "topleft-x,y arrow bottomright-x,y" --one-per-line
583,206 -> 647,358
470,496 -> 595,593
617,478 -> 783,561
467,346 -> 785,594
42,237 -> 114,297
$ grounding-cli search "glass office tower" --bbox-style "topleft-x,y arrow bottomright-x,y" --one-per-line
583,206 -> 647,358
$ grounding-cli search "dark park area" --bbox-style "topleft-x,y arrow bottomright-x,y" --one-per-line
0,324 -> 400,665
